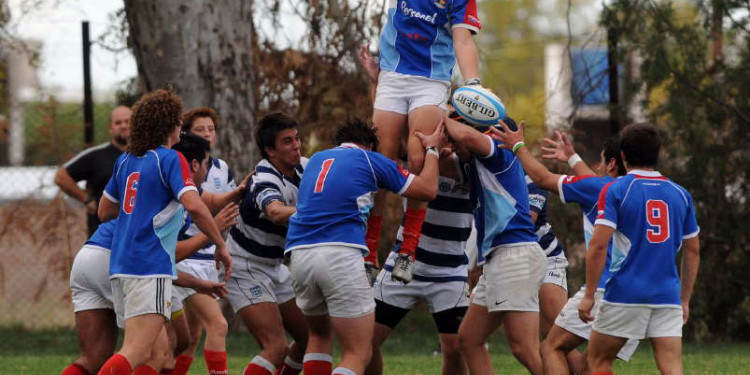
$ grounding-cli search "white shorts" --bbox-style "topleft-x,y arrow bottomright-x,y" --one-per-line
543,256 -> 568,291
289,245 -> 376,318
374,71 -> 450,115
594,301 -> 683,340
224,252 -> 295,313
373,268 -> 469,314
472,243 -> 546,313
555,289 -> 639,361
70,245 -> 113,312
173,258 -> 220,302
111,277 -> 172,328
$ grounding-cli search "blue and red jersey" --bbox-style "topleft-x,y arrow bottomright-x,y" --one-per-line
557,174 -> 616,289
379,0 -> 481,81
103,147 -> 197,278
286,144 -> 414,254
595,170 -> 699,307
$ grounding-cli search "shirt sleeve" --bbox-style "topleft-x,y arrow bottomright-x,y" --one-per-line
63,148 -> 97,181
477,136 -> 511,172
557,174 -> 603,206
368,151 -> 414,195
594,181 -> 618,229
450,0 -> 481,33
102,156 -> 122,203
163,150 -> 198,200
249,174 -> 284,213
683,191 -> 700,239
527,182 -> 548,214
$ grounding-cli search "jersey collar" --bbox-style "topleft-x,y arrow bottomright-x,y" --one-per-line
338,142 -> 363,149
628,169 -> 666,179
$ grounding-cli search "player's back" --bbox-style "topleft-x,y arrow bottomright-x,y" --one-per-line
598,171 -> 699,306
105,147 -> 196,278
286,144 -> 413,253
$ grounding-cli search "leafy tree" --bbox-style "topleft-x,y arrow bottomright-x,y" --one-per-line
602,0 -> 750,341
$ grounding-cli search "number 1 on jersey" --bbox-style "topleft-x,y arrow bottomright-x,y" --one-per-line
646,199 -> 670,243
314,159 -> 334,193
123,172 -> 141,214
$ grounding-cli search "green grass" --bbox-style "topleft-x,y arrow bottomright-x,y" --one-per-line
1,314 -> 750,374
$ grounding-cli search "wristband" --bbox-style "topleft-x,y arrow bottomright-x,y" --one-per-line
512,142 -> 525,154
568,153 -> 583,168
426,147 -> 439,158
465,77 -> 482,86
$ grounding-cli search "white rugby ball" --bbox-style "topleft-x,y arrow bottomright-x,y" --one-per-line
451,86 -> 506,127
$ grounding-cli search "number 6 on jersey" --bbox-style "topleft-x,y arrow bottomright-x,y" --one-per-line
123,172 -> 141,214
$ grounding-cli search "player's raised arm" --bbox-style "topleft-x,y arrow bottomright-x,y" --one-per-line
453,28 -> 480,83
176,202 -> 239,262
541,130 -> 596,176
444,116 -> 494,157
487,120 -> 562,192
401,121 -> 447,201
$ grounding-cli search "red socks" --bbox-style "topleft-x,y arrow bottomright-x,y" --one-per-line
133,365 -> 158,375
173,355 -> 193,375
61,363 -> 90,375
400,209 -> 427,257
96,354 -> 132,375
244,356 -> 275,375
365,214 -> 383,262
276,356 -> 303,375
303,353 -> 333,375
204,350 -> 228,375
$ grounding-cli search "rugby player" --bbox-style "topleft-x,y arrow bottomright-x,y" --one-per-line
286,119 -> 444,375
489,122 -> 640,375
363,0 -> 482,283
95,89 -> 231,375
443,117 -> 546,375
580,123 -> 700,375
224,112 -> 308,375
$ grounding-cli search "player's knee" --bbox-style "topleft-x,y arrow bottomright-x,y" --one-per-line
407,152 -> 425,173
442,342 -> 463,364
207,316 -> 228,338
263,337 -> 290,365
457,331 -> 480,352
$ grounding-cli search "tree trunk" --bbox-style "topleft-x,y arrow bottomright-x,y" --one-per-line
124,0 -> 257,173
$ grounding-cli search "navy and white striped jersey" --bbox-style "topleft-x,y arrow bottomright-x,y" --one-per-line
384,156 -> 472,282
527,176 -> 566,258
179,157 -> 238,261
229,158 -> 307,261
203,157 -> 237,194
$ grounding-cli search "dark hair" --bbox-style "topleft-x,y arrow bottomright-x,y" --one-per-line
172,132 -> 211,165
256,112 -> 301,159
128,89 -> 183,156
602,135 -> 626,176
619,123 -> 661,168
333,118 -> 379,150
182,107 -> 220,132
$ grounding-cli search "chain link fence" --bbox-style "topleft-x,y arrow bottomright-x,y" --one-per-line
0,99 -> 113,328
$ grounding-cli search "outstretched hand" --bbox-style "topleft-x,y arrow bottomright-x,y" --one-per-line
541,130 -> 576,163
214,202 -> 240,232
414,120 -> 448,150
487,119 -> 526,150
358,43 -> 380,84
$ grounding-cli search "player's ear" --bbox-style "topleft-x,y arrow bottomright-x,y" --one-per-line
190,159 -> 200,174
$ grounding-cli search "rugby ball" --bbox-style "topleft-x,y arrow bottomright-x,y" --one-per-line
451,86 -> 506,127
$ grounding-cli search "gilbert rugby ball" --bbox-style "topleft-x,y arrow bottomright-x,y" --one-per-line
451,86 -> 506,127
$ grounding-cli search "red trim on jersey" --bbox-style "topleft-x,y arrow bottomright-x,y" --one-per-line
596,181 -> 616,220
463,0 -> 482,29
632,174 -> 668,180
562,174 -> 597,184
175,151 -> 196,187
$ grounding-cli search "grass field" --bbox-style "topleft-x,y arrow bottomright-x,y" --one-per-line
2,322 -> 749,374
